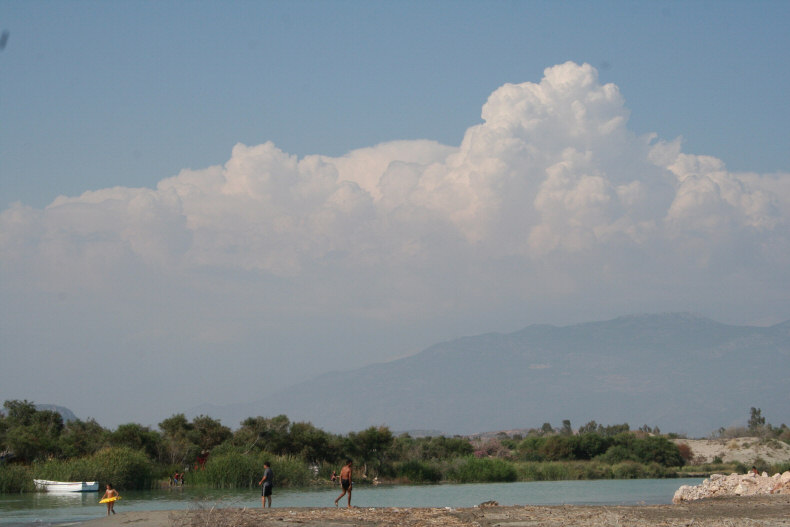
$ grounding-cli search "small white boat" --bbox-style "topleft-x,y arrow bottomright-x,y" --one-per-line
34,479 -> 99,492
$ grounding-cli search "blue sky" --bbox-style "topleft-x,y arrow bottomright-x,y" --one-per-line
3,1 -> 788,209
1,1 -> 789,430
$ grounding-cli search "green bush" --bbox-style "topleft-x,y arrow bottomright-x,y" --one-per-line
611,461 -> 645,479
643,462 -> 676,478
448,457 -> 517,483
631,437 -> 685,467
540,435 -> 579,461
517,437 -> 547,461
598,445 -> 638,464
0,464 -> 34,493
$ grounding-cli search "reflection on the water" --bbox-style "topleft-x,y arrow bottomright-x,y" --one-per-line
32,491 -> 96,507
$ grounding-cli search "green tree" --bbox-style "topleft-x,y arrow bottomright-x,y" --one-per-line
287,421 -> 338,462
577,433 -> 611,459
517,436 -> 547,461
560,420 -> 573,436
631,436 -> 684,467
422,436 -> 473,460
59,418 -> 108,458
1,400 -> 64,462
190,415 -> 232,451
600,423 -> 630,437
748,407 -> 766,434
347,426 -> 393,476
159,414 -> 198,465
578,420 -> 601,435
233,415 -> 292,455
539,435 -> 578,461
109,423 -> 162,460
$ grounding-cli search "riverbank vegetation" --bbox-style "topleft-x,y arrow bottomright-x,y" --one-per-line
2,400 -> 788,493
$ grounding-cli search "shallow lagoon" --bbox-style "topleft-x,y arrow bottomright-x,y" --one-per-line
0,478 -> 703,526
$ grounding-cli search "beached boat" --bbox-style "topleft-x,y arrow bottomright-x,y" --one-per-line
34,479 -> 99,492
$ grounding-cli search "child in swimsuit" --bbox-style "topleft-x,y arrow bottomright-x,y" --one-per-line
100,484 -> 119,516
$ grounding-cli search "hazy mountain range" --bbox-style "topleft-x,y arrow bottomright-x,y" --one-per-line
35,404 -> 78,422
191,313 -> 790,438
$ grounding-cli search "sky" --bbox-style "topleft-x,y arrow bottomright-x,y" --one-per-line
1,1 -> 789,431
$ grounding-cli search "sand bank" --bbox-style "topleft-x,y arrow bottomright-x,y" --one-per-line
80,494 -> 790,527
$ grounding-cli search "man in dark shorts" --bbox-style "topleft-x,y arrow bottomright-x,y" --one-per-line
334,459 -> 353,507
258,461 -> 274,508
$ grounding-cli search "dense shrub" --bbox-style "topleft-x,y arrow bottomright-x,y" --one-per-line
577,433 -> 611,459
517,436 -> 547,461
630,436 -> 685,466
540,435 -> 579,461
598,445 -> 637,464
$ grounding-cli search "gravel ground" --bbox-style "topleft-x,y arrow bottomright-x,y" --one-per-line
79,494 -> 790,527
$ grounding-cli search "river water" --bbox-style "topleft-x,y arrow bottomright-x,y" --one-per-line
0,478 -> 703,526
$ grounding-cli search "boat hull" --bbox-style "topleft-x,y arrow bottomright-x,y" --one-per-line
34,479 -> 99,492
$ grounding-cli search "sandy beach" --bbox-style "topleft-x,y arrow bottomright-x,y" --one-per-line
79,494 -> 790,527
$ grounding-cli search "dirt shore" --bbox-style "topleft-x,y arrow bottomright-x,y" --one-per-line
79,494 -> 790,527
673,437 -> 790,465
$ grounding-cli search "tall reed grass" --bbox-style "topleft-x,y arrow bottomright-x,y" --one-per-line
0,464 -> 34,493
447,457 -> 518,483
392,460 -> 443,483
186,449 -> 313,489
32,446 -> 155,490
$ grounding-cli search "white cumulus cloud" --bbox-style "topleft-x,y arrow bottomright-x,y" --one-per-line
2,62 -> 789,424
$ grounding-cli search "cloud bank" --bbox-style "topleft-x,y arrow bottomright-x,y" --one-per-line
2,62 -> 789,425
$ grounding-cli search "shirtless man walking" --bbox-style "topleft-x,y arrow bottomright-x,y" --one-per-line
334,459 -> 353,508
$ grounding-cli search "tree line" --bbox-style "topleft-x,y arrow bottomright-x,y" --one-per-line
2,400 -> 787,493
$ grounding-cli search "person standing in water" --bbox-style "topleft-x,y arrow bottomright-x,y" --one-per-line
258,461 -> 274,508
100,484 -> 119,516
334,459 -> 353,508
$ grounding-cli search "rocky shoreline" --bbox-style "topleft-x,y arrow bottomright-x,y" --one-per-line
80,495 -> 790,527
674,470 -> 790,502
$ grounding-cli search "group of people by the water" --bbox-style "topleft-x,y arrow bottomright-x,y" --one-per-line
257,459 -> 355,509
170,471 -> 185,486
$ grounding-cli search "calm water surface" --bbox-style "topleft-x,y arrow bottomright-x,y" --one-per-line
0,478 -> 703,526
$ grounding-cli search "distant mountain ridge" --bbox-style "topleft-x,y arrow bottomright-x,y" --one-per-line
35,404 -> 78,423
193,314 -> 790,437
